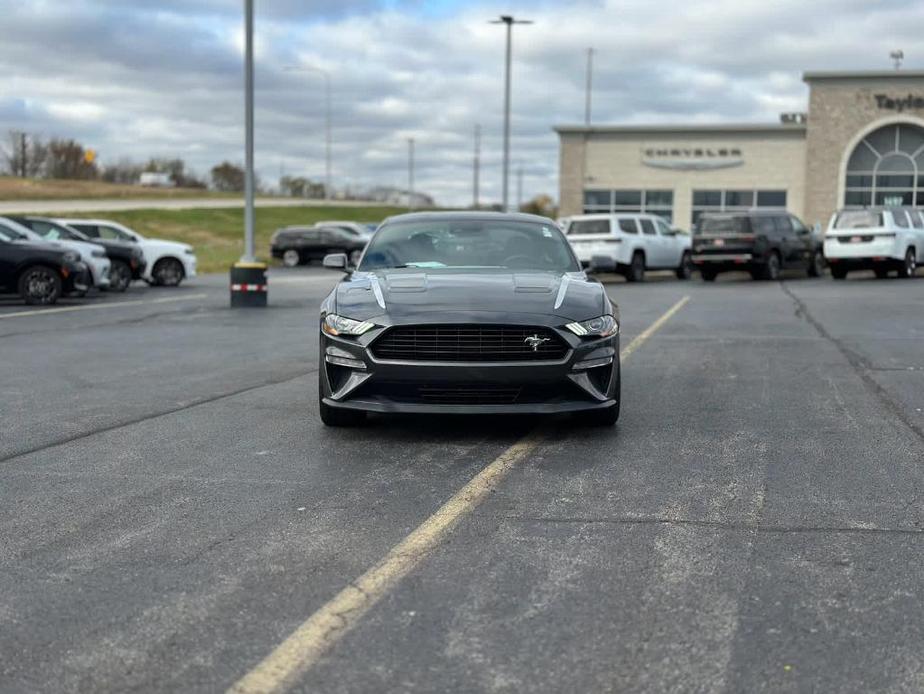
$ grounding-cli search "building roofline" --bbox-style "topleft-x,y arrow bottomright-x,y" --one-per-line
553,123 -> 806,135
803,70 -> 924,81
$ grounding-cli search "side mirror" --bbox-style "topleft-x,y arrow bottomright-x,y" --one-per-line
588,254 -> 617,274
323,252 -> 350,271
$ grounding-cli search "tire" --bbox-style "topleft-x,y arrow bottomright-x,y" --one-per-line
830,265 -> 848,279
675,251 -> 692,280
700,269 -> 718,282
152,258 -> 185,287
282,249 -> 301,267
109,260 -> 132,292
761,252 -> 781,281
897,248 -> 916,279
18,266 -> 61,305
626,251 -> 645,282
319,395 -> 366,427
807,250 -> 825,278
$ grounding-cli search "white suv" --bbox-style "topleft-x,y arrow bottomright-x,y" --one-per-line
565,213 -> 693,281
824,208 -> 921,279
58,219 -> 197,286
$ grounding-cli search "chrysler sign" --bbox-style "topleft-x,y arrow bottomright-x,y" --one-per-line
642,147 -> 744,170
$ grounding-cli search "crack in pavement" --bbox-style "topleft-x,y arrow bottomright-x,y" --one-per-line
502,514 -> 924,536
779,281 -> 924,444
0,368 -> 319,464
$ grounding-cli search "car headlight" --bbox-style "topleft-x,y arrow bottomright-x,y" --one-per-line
131,247 -> 144,259
62,251 -> 80,264
322,314 -> 375,336
565,315 -> 619,338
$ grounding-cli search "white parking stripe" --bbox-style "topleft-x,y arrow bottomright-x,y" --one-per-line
0,293 -> 208,319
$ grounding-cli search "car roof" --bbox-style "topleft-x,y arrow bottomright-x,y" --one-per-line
380,210 -> 555,225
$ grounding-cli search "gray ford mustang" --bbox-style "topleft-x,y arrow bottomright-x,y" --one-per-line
318,211 -> 620,426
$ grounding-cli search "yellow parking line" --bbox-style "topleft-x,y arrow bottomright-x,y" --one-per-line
0,293 -> 208,319
228,294 -> 692,694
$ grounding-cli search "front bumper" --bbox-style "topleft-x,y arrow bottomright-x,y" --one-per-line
319,319 -> 620,415
63,262 -> 90,293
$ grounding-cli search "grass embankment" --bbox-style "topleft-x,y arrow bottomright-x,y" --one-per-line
0,176 -> 235,201
60,206 -> 408,274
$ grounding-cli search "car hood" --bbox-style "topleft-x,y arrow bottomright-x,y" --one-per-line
334,269 -> 609,322
146,238 -> 192,252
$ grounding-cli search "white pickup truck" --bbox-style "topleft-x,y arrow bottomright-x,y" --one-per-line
565,213 -> 693,282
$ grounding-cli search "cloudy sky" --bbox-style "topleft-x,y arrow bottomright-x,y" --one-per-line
0,0 -> 920,204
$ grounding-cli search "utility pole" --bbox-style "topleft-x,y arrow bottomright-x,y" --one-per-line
242,0 -> 255,262
585,47 -> 594,125
490,15 -> 532,212
407,137 -> 415,211
516,164 -> 523,211
473,124 -> 481,209
19,132 -> 26,178
891,49 -> 904,70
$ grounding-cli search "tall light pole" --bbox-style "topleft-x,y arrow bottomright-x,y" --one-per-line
407,137 -> 415,211
284,65 -> 332,199
516,164 -> 523,211
490,15 -> 532,212
242,0 -> 255,262
585,47 -> 594,125
473,123 -> 481,209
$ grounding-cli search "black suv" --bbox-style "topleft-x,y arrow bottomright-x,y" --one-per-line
0,223 -> 89,304
271,226 -> 367,267
9,216 -> 145,292
692,211 -> 825,281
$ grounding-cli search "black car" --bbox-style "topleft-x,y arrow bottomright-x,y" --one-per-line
692,210 -> 825,281
0,223 -> 89,304
317,212 -> 621,427
9,216 -> 145,292
271,226 -> 367,267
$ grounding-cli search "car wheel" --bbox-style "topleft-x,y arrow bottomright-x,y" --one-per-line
626,251 -> 645,282
830,265 -> 848,280
675,251 -> 692,280
761,252 -> 781,281
700,269 -> 717,282
898,248 -> 916,279
18,266 -> 61,305
319,395 -> 366,427
282,249 -> 301,267
109,260 -> 132,292
152,258 -> 185,287
807,250 -> 825,277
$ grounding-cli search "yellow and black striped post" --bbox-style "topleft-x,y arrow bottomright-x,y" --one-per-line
230,261 -> 268,307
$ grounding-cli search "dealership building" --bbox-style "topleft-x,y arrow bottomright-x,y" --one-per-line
555,70 -> 924,230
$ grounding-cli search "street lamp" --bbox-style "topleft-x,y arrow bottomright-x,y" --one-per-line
490,15 -> 532,212
407,137 -> 415,210
284,65 -> 332,200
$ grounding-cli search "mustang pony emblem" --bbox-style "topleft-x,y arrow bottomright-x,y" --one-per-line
524,334 -> 551,352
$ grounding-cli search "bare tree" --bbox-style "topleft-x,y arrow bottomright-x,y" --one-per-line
2,130 -> 47,177
46,138 -> 98,179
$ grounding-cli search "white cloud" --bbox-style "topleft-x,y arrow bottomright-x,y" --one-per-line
0,0 -> 921,205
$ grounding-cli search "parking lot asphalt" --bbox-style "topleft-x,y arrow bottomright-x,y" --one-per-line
2,267 -> 924,693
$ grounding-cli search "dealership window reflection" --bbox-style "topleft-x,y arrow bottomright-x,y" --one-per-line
582,189 -> 673,221
844,123 -> 924,208
691,189 -> 787,228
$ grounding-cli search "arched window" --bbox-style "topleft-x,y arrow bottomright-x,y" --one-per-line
844,123 -> 924,207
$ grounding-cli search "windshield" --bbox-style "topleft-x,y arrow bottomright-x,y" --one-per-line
28,219 -> 85,241
0,223 -> 26,242
833,210 -> 884,229
358,219 -> 580,272
697,216 -> 750,235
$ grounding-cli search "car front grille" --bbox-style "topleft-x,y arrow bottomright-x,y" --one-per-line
353,381 -> 585,405
370,325 -> 568,362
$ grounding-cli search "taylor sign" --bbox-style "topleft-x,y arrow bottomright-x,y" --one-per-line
875,94 -> 924,112
642,147 -> 743,171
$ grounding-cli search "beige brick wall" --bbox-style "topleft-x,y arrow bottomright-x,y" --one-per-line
558,129 -> 806,229
804,76 -> 924,227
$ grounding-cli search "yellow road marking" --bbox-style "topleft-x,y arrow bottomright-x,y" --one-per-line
0,293 -> 208,319
620,295 -> 689,360
228,294 -> 692,694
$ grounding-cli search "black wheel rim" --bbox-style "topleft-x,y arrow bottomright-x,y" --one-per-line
769,257 -> 779,279
113,264 -> 130,289
25,269 -> 56,301
157,260 -> 182,285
